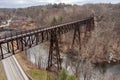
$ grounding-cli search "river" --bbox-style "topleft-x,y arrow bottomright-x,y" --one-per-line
26,42 -> 120,80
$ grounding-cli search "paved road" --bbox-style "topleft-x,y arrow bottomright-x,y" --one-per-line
2,43 -> 29,80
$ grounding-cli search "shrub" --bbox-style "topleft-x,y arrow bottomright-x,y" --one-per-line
55,69 -> 78,80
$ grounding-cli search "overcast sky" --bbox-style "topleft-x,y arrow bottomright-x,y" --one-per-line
0,0 -> 120,8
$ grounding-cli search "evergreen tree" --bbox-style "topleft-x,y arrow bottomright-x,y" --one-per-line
55,69 -> 78,80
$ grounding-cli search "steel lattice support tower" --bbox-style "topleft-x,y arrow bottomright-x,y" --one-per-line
72,23 -> 81,50
47,29 -> 61,71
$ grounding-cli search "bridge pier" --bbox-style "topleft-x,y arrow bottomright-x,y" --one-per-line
7,42 -> 10,53
72,23 -> 81,50
47,29 -> 61,71
0,44 -> 3,59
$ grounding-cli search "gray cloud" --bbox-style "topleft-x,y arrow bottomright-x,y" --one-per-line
0,0 -> 120,8
0,0 -> 48,8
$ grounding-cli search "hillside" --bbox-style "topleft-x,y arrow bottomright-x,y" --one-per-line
0,3 -> 120,64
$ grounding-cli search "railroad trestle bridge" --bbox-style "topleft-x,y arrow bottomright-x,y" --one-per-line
0,16 -> 95,70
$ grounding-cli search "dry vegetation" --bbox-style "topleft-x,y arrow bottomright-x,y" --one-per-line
0,2 -> 120,66
15,52 -> 53,80
81,3 -> 120,63
0,3 -> 120,80
0,61 -> 6,80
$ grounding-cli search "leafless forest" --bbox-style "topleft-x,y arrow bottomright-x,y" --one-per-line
0,3 -> 120,80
